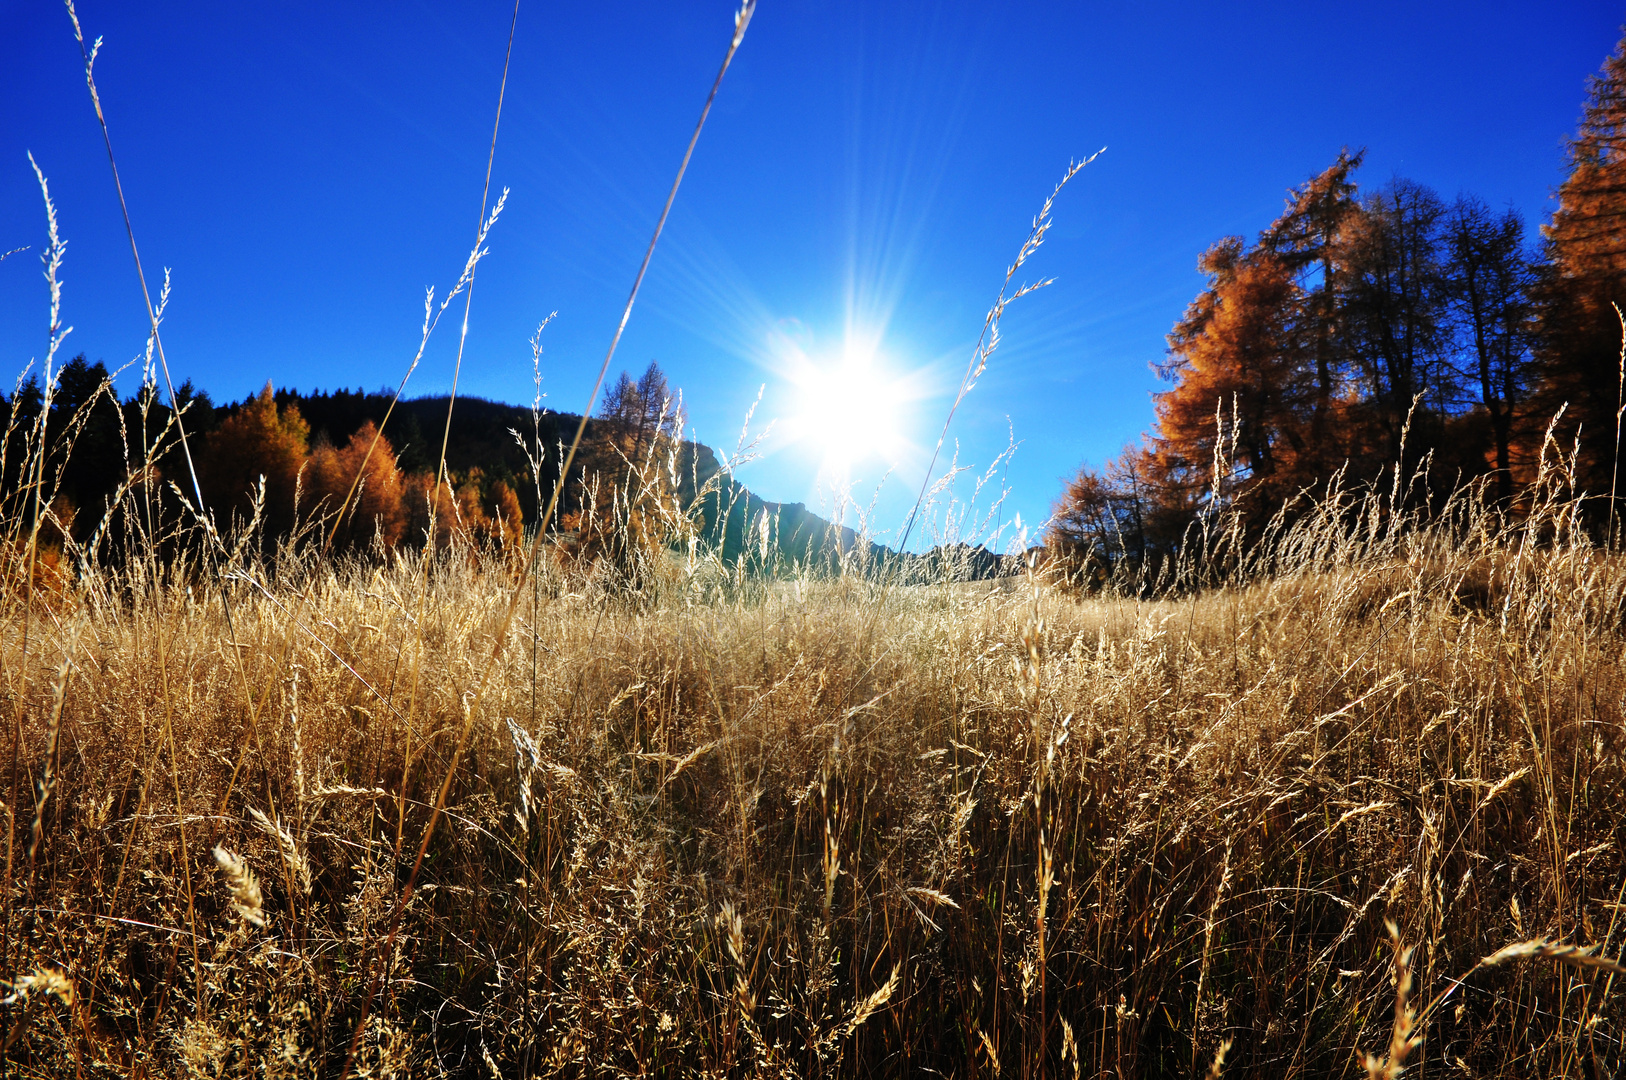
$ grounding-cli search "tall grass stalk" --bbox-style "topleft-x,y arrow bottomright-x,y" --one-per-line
341,4 -> 756,1076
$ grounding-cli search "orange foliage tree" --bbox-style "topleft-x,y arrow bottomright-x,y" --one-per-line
1048,450 -> 1156,587
1052,155 -> 1368,572
1050,151 -> 1534,576
196,382 -> 309,542
482,479 -> 523,551
1149,240 -> 1315,518
305,420 -> 406,551
398,468 -> 520,555
1533,28 -> 1626,499
1140,156 -> 1370,540
1053,39 -> 1626,569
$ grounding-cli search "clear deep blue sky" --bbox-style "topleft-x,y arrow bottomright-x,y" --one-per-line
3,1 -> 1622,550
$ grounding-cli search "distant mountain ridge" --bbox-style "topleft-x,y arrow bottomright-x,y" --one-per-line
2,361 -> 1017,577
268,388 -> 1019,577
266,387 -> 887,566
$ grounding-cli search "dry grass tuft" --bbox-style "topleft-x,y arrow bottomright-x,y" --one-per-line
3,968 -> 74,1008
211,846 -> 266,929
1358,921 -> 1422,1079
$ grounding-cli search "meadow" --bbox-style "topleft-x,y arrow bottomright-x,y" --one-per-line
5,402 -> 1626,1077
8,5 -> 1626,1076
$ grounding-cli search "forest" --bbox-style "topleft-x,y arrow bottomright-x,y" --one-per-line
1049,39 -> 1626,587
15,44 -> 1626,591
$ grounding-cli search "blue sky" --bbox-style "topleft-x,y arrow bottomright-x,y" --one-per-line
3,1 -> 1621,550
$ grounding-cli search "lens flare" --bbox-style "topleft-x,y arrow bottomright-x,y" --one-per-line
778,335 -> 914,476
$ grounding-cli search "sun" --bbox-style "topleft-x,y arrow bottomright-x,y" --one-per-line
786,342 -> 910,473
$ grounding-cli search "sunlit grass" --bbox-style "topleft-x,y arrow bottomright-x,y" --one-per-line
6,400 -> 1626,1076
6,10 -> 1623,1075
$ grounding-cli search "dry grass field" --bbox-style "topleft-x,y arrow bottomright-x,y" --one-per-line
8,8 -> 1626,1074
5,445 -> 1626,1078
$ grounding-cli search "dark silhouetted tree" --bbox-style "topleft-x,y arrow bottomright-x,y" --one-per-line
401,471 -> 459,550
568,361 -> 686,574
49,355 -> 124,531
1047,449 -> 1155,588
1336,178 -> 1455,467
1,375 -> 45,536
601,361 -> 684,452
1443,197 -> 1534,502
1262,148 -> 1365,455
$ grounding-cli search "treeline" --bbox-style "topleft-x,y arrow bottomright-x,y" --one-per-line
1050,32 -> 1626,583
1,356 -> 886,573
0,358 -> 689,561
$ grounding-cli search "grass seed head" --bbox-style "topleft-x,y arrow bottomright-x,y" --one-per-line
3,967 -> 74,1007
213,845 -> 266,928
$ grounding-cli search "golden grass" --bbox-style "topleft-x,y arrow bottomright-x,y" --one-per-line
4,454 -> 1626,1077
9,8 -> 1624,1073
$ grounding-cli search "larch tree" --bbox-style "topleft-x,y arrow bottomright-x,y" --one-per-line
599,360 -> 685,457
1149,237 -> 1315,522
1047,448 -> 1155,587
1336,178 -> 1455,467
400,472 -> 458,550
1052,33 -> 1626,559
568,360 -> 686,573
1262,148 -> 1365,456
1533,28 -> 1626,502
197,382 -> 310,542
482,479 -> 524,552
399,468 -> 493,552
305,420 -> 407,551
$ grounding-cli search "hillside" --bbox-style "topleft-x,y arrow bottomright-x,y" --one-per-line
274,388 -> 880,564
0,366 -> 1019,575
271,386 -> 1010,575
